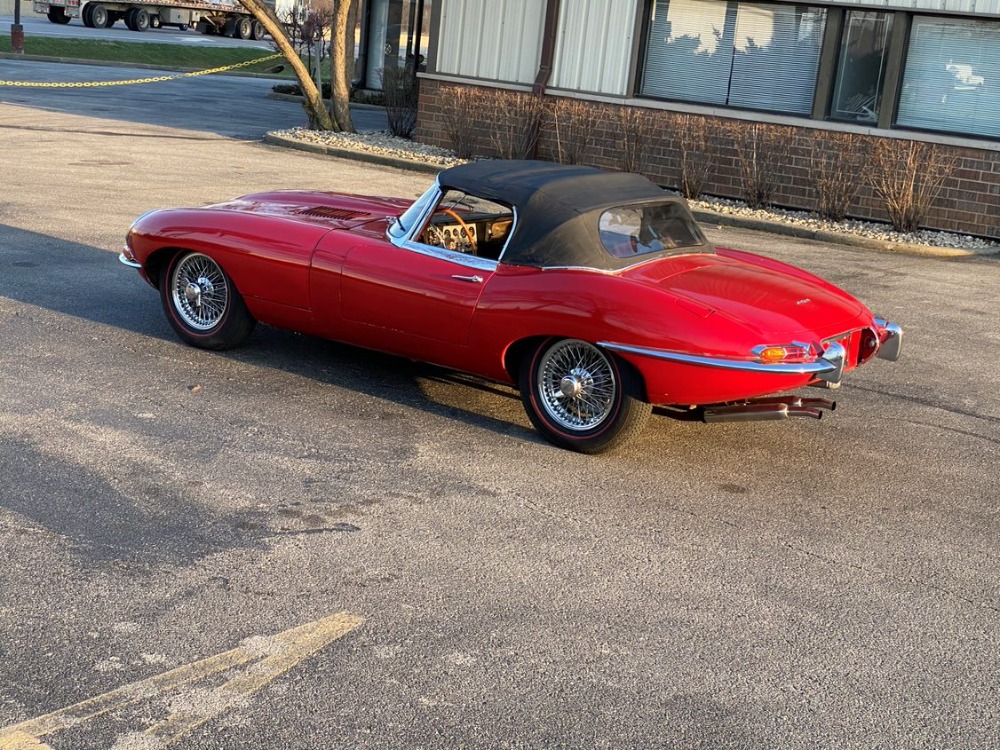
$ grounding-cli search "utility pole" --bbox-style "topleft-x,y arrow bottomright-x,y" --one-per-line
11,0 -> 25,54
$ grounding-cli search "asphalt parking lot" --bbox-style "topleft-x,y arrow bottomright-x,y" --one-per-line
1,61 -> 998,749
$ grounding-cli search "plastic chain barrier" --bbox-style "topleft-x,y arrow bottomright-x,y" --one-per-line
0,53 -> 283,87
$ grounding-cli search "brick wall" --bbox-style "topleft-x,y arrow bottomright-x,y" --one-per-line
416,77 -> 1000,240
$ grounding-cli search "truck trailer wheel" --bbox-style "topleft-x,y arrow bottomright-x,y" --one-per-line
234,17 -> 252,39
251,20 -> 266,39
150,14 -> 161,28
46,7 -> 71,23
132,8 -> 150,30
88,3 -> 109,27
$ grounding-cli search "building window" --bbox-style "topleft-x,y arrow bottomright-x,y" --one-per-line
897,17 -> 1000,139
640,0 -> 827,116
830,11 -> 893,123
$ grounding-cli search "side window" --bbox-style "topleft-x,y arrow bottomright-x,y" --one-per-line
417,190 -> 515,261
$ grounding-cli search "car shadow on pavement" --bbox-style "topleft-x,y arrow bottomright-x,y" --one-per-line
0,224 -> 543,446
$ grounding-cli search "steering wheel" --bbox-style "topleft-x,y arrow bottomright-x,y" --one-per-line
440,208 -> 476,248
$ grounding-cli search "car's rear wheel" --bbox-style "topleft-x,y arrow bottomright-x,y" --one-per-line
161,251 -> 255,350
520,338 -> 651,454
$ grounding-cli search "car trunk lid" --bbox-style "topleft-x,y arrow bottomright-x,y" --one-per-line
622,254 -> 866,337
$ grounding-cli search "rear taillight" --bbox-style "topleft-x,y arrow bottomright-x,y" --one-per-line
858,327 -> 879,364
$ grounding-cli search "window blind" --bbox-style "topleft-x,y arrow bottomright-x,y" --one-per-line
897,17 -> 1000,139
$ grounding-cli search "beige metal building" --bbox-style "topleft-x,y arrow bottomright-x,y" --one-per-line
416,0 -> 1000,238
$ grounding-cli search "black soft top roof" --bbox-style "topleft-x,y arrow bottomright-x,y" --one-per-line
437,160 -> 707,270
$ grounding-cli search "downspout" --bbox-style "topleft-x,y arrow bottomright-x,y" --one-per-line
532,0 -> 561,96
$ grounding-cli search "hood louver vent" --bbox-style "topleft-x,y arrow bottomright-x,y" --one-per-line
297,207 -> 368,220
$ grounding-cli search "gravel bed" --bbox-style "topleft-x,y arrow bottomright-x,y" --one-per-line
272,127 -> 998,253
691,196 -> 999,252
270,127 -> 464,167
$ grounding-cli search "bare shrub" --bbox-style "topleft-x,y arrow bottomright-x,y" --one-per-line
483,89 -> 545,160
727,121 -> 783,209
438,85 -> 481,159
552,98 -> 599,165
868,139 -> 957,232
380,66 -> 418,139
616,106 -> 655,174
675,114 -> 718,199
811,132 -> 867,221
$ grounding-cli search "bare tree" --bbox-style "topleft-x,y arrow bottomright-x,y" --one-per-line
552,98 -> 598,165
728,121 -> 783,209
438,85 -> 481,159
484,89 -> 545,159
328,0 -> 356,133
675,114 -> 717,199
381,66 -> 418,138
868,138 -> 956,232
238,0 -> 356,132
615,106 -> 654,174
810,132 -> 867,222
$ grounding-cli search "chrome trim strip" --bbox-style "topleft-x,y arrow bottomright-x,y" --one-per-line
398,240 -> 499,271
599,340 -> 843,378
119,252 -> 141,269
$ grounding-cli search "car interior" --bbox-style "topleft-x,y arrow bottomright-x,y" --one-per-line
418,190 -> 515,261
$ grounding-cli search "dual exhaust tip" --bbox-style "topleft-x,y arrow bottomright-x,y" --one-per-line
702,396 -> 836,423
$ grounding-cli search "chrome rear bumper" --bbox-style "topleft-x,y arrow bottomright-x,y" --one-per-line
874,318 -> 902,361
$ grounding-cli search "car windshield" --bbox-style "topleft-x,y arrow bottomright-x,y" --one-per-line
598,203 -> 708,259
388,185 -> 439,240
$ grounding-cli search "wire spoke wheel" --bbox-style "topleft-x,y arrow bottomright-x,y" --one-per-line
160,250 -> 255,351
537,339 -> 617,431
520,338 -> 651,453
170,253 -> 230,331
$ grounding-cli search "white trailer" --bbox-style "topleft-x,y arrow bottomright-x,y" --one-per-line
34,0 -> 269,38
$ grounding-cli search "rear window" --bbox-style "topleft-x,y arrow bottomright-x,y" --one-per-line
598,203 -> 707,259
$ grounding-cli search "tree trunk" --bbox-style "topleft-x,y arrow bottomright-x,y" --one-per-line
238,0 -> 335,131
329,0 -> 356,133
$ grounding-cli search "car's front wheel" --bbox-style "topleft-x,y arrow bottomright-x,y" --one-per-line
520,338 -> 651,454
161,251 -> 255,350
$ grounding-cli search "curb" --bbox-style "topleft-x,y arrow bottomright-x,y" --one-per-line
263,132 -> 441,175
688,209 -> 986,259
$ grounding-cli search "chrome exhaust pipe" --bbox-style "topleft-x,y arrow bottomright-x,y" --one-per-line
704,404 -> 790,423
702,397 -> 836,423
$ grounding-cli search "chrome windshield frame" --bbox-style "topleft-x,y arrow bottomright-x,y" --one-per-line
386,179 -> 517,273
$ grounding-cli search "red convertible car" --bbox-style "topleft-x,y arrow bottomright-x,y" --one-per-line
121,160 -> 901,453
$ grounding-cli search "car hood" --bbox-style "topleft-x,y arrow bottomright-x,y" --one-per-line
623,253 -> 867,337
205,190 -> 412,230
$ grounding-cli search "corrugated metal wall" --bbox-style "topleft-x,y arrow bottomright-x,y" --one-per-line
550,0 -> 638,95
435,0 -> 547,84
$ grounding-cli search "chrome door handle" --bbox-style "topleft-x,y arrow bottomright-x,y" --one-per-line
451,274 -> 483,283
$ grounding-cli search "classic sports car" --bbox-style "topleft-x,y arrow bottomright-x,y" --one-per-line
121,160 -> 901,453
